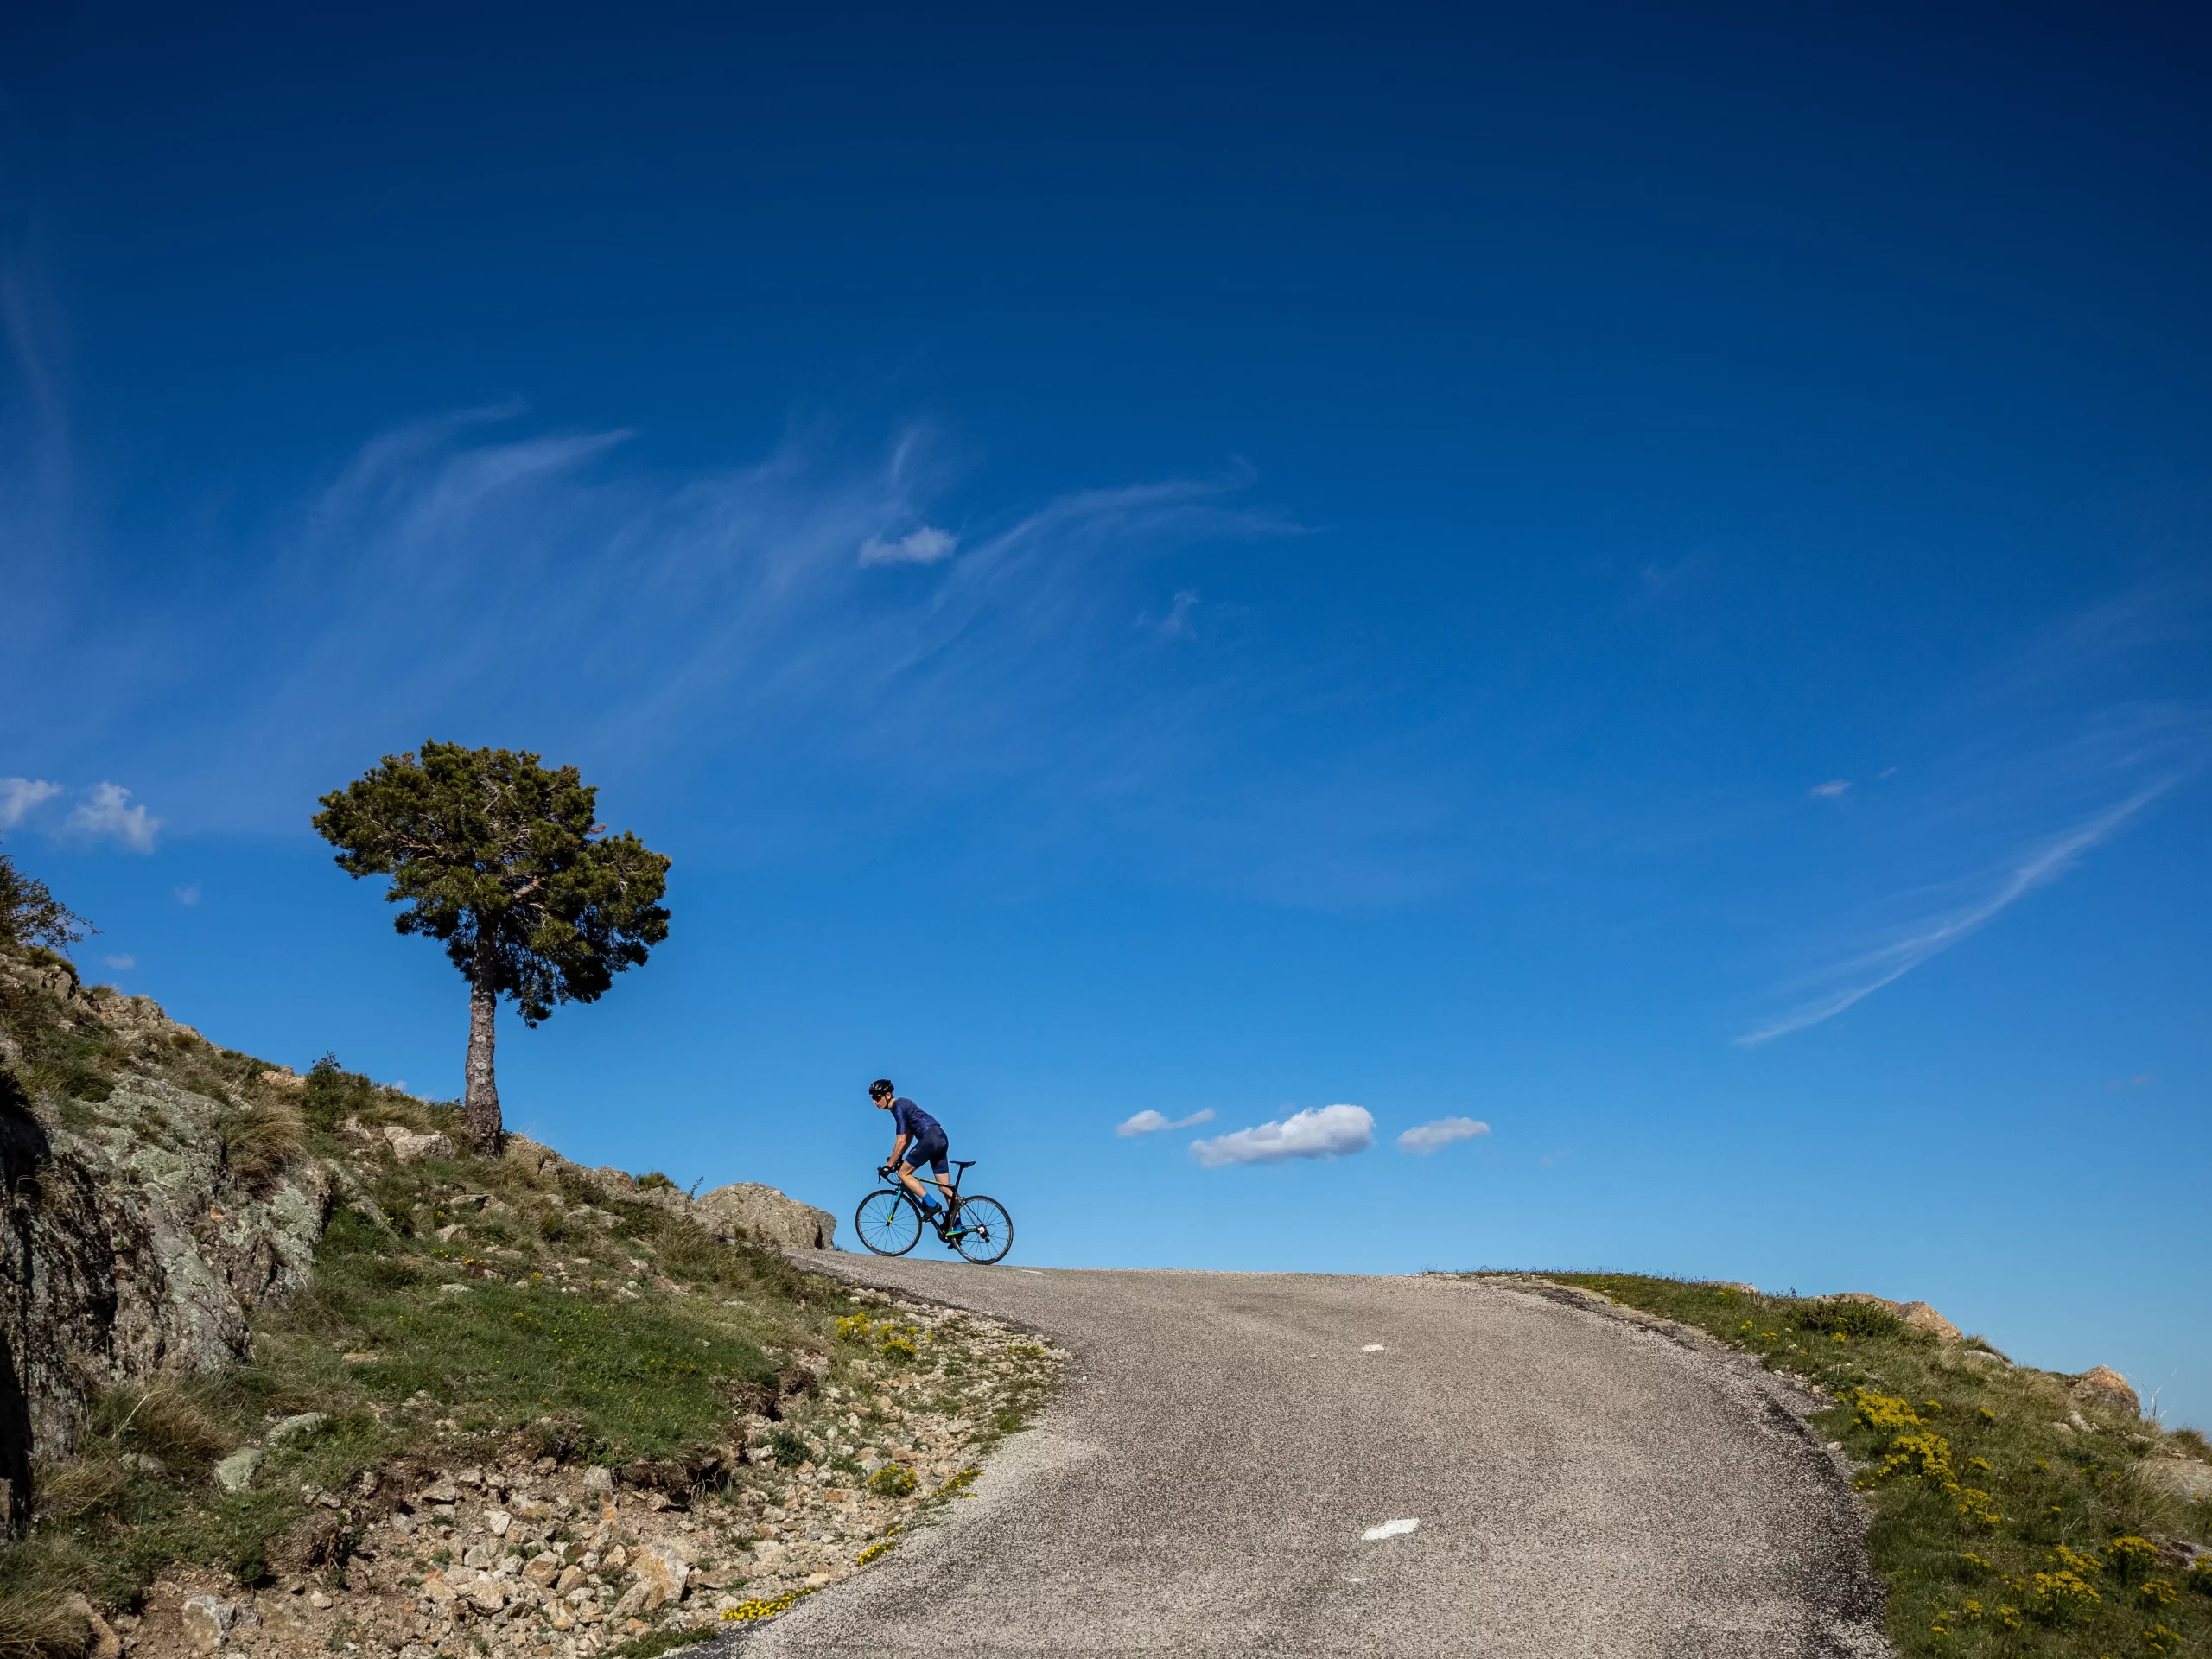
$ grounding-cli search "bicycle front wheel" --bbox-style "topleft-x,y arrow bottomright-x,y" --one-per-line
855,1189 -> 923,1256
950,1196 -> 1014,1265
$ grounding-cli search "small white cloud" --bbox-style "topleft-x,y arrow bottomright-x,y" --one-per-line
1809,780 -> 1852,798
67,783 -> 162,852
1361,1518 -> 1419,1541
859,524 -> 957,567
103,953 -> 135,969
1395,1116 -> 1491,1154
1191,1103 -> 1373,1167
1540,1150 -> 1572,1168
1116,1107 -> 1215,1135
0,778 -> 62,829
174,885 -> 200,906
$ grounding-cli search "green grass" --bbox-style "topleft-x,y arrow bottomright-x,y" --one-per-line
1484,1273 -> 2212,1658
257,1207 -> 781,1459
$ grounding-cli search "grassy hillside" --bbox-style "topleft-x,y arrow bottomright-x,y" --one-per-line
1482,1273 -> 2212,1658
0,962 -> 1063,1659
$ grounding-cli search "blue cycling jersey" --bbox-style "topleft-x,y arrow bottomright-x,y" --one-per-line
890,1096 -> 944,1144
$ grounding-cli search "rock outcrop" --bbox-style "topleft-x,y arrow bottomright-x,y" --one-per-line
2070,1364 -> 2141,1418
558,1158 -> 837,1251
0,955 -> 331,1531
1827,1291 -> 1963,1342
2141,1457 -> 2212,1502
694,1182 -> 838,1250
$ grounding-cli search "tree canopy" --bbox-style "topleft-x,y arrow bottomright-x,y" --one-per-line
312,742 -> 671,1146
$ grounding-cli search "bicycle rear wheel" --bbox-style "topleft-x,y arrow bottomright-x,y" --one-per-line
855,1189 -> 923,1256
950,1196 -> 1013,1265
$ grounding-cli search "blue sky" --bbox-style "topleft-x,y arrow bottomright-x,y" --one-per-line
5,3 -> 2210,1421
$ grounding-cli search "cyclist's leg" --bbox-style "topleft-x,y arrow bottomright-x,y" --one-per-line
896,1162 -> 939,1211
913,1138 -> 954,1223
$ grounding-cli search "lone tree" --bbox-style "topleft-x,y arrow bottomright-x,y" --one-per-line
312,742 -> 671,1148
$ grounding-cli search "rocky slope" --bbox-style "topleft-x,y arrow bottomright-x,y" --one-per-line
121,1287 -> 1060,1659
1,946 -> 1036,1659
0,955 -> 330,1532
0,950 -> 835,1531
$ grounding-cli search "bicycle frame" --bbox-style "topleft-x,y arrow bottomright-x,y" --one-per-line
887,1158 -> 972,1206
858,1160 -> 1009,1263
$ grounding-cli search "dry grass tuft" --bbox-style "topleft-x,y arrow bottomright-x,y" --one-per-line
28,1460 -> 126,1525
0,1592 -> 92,1659
92,1381 -> 234,1472
219,1099 -> 307,1195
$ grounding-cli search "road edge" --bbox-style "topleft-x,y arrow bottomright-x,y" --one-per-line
703,1255 -> 1080,1654
1465,1273 -> 1894,1659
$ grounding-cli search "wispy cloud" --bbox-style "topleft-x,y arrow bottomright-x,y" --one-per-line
1115,1108 -> 1215,1135
860,524 -> 957,566
0,777 -> 60,829
103,953 -> 134,969
2,390 -> 1508,911
1808,779 -> 1851,798
120,414 -> 1305,859
174,885 -> 200,906
1738,779 -> 2176,1046
1395,1116 -> 1490,1154
1148,589 -> 1200,640
64,782 -> 161,852
1190,1103 -> 1374,1167
1738,576 -> 2211,1046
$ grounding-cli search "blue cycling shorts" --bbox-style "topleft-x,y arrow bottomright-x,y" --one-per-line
901,1133 -> 950,1176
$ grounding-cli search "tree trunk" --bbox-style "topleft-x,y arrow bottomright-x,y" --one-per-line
462,947 -> 502,1151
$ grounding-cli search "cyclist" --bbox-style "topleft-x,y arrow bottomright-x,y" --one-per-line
871,1080 -> 963,1237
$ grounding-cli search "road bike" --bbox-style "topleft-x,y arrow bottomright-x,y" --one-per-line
854,1160 -> 1014,1265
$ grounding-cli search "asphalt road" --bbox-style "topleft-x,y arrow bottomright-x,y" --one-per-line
723,1255 -> 1885,1658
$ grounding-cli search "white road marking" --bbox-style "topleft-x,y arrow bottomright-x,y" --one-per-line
1361,1344 -> 1387,1352
1363,1518 -> 1420,1541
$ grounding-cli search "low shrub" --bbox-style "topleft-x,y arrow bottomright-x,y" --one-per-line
865,1465 -> 916,1498
2106,1535 -> 2159,1585
1799,1300 -> 1904,1342
606,1626 -> 716,1659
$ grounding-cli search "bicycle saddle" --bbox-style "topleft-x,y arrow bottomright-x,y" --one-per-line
952,1159 -> 978,1169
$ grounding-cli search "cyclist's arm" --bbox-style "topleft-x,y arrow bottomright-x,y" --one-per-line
888,1130 -> 910,1167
